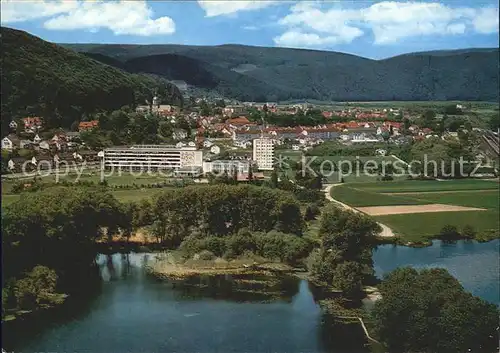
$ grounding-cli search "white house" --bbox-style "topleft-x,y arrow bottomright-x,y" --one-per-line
292,144 -> 300,151
20,140 -> 33,149
172,129 -> 188,140
175,141 -> 186,148
235,140 -> 252,149
376,149 -> 387,156
33,134 -> 42,143
9,121 -> 18,130
188,141 -> 196,147
2,137 -> 14,151
210,145 -> 221,155
39,141 -> 50,150
203,140 -> 214,148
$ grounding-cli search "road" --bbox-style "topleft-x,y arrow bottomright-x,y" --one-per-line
323,184 -> 395,238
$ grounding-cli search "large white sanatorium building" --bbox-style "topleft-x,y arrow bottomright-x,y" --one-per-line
103,145 -> 203,170
252,138 -> 274,170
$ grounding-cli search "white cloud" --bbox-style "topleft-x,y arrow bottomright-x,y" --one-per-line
275,1 -> 500,47
472,7 -> 499,34
274,30 -> 351,48
197,0 -> 278,17
243,25 -> 259,31
1,0 -> 175,36
0,0 -> 79,23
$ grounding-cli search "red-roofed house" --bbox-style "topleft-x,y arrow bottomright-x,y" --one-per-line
226,116 -> 255,127
23,117 -> 42,132
78,120 -> 99,132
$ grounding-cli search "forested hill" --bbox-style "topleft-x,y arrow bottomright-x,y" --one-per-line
62,43 -> 500,102
1,27 -> 183,129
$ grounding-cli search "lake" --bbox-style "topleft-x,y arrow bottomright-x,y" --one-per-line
5,253 -> 368,353
5,239 -> 499,352
374,239 -> 500,305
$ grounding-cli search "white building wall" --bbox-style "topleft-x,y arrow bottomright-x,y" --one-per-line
103,146 -> 203,170
253,138 -> 274,170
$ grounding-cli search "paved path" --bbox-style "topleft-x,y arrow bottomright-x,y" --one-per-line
323,184 -> 395,238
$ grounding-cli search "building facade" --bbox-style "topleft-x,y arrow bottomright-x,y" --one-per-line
103,145 -> 203,170
203,160 -> 250,175
252,138 -> 274,171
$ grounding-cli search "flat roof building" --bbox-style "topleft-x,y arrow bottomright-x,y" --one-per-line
203,160 -> 250,175
103,145 -> 203,171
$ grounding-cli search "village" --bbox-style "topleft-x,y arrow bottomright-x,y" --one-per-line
2,99 -> 459,177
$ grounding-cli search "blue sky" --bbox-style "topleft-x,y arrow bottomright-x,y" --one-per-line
1,0 -> 498,59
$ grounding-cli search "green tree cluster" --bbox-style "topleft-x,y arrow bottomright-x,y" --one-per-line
150,185 -> 304,247
1,28 -> 183,131
2,187 -> 129,317
372,267 -> 499,353
311,204 -> 381,298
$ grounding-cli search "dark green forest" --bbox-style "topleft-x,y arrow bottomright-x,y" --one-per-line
64,42 -> 499,102
1,27 -> 183,130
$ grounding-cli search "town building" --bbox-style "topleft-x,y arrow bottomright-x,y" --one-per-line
78,120 -> 99,131
203,160 -> 250,175
2,135 -> 20,151
102,145 -> 203,171
252,138 -> 274,170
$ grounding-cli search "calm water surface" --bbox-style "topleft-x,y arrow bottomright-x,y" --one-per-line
374,239 -> 499,305
9,253 -> 367,353
6,239 -> 499,352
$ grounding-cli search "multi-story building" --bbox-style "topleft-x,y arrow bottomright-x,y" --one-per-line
102,145 -> 203,171
252,138 -> 274,171
203,160 -> 250,175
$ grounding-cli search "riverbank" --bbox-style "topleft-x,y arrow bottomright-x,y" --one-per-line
145,251 -> 294,280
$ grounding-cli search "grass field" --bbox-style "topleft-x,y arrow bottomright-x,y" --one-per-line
283,154 -> 409,183
403,190 -> 499,210
331,185 -> 427,207
329,179 -> 499,241
1,171 -> 181,207
1,187 -> 165,207
374,211 -> 499,241
350,179 -> 499,193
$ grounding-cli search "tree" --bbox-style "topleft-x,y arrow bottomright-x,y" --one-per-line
159,121 -> 173,137
311,204 -> 380,297
372,267 -> 499,353
461,224 -> 476,239
439,224 -> 460,240
70,120 -> 80,132
13,266 -> 64,311
270,167 -> 279,188
331,261 -> 365,298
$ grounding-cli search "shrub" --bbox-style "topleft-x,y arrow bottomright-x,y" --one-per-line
198,250 -> 215,261
225,229 -> 257,259
304,203 -> 321,221
203,236 -> 227,257
178,235 -> 204,257
461,225 -> 476,239
439,224 -> 460,240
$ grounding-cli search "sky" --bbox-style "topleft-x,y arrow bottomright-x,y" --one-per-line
1,0 -> 499,59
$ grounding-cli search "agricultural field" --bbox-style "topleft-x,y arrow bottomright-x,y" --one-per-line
330,185 -> 427,207
281,153 -> 409,183
329,179 -> 499,241
350,179 -> 499,193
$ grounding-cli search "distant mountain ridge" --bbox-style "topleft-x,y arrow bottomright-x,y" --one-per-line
62,42 -> 498,102
1,27 -> 183,130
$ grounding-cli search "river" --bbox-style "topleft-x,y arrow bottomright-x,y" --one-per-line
4,240 -> 499,352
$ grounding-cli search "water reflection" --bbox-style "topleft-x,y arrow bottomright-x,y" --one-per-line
374,239 -> 500,304
5,252 -> 369,353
